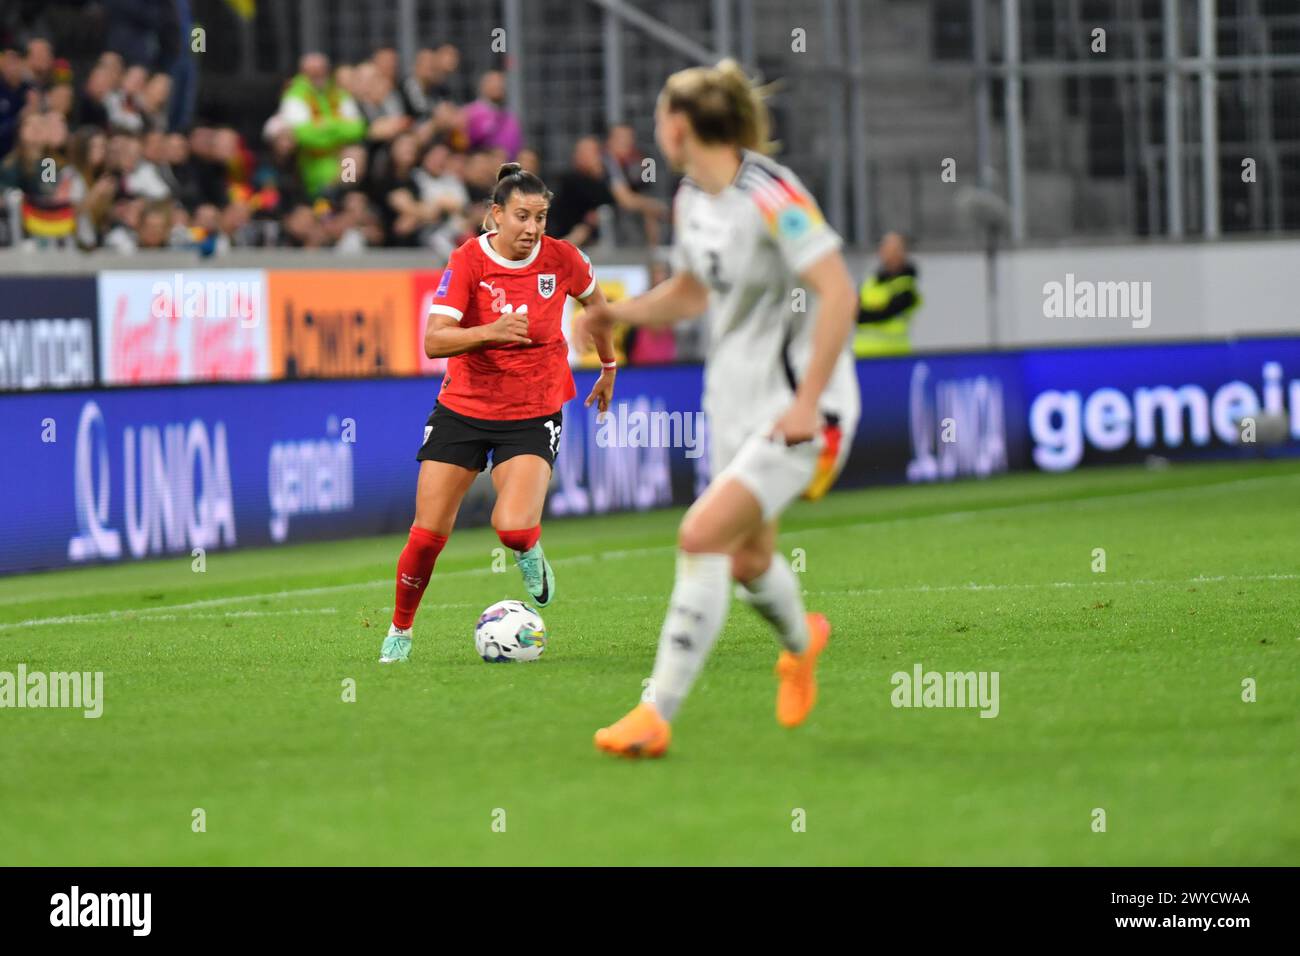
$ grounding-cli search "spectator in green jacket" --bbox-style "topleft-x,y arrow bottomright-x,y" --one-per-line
855,231 -> 921,357
277,53 -> 366,199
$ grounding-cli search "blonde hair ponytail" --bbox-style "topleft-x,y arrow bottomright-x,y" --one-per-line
660,57 -> 777,154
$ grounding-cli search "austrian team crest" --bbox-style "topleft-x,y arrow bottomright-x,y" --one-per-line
538,273 -> 556,298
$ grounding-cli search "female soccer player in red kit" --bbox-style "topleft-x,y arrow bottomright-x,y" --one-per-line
380,163 -> 618,663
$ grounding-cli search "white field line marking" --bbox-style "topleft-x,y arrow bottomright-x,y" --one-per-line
0,606 -> 350,628
802,572 -> 1299,599
161,608 -> 345,621
3,472 -> 1297,632
5,572 -> 1294,631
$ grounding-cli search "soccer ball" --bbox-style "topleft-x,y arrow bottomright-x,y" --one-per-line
474,600 -> 548,663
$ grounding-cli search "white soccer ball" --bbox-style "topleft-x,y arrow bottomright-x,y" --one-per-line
474,600 -> 548,663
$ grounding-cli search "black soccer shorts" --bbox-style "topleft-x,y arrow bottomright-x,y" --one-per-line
416,403 -> 564,472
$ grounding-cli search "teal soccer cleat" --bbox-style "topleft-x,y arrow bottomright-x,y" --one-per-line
379,624 -> 412,663
514,544 -> 556,608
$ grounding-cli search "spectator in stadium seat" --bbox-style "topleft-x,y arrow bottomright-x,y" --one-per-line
102,195 -> 141,251
0,48 -> 33,159
186,124 -> 232,208
67,126 -> 116,247
160,131 -> 201,210
355,60 -> 411,173
134,199 -> 173,249
516,147 -> 541,178
462,70 -> 522,158
370,130 -> 423,246
42,64 -> 76,121
401,141 -> 469,256
0,111 -> 78,245
213,126 -> 259,206
373,47 -> 400,87
357,60 -> 407,124
427,99 -> 466,152
113,131 -> 170,200
320,198 -> 361,252
217,199 -> 258,250
98,51 -> 125,89
412,142 -> 469,216
455,147 -> 497,245
403,46 -> 458,120
604,124 -> 643,185
855,231 -> 921,357
105,64 -> 148,134
186,200 -> 219,245
140,129 -> 169,176
69,127 -> 109,182
280,202 -> 327,248
278,52 -> 366,199
335,63 -> 358,98
337,189 -> 384,248
73,63 -> 113,129
139,73 -> 172,132
604,123 -> 662,246
462,148 -> 497,205
256,116 -> 307,218
24,38 -> 55,92
549,135 -> 666,247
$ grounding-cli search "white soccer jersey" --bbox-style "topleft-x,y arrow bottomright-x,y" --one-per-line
671,150 -> 861,472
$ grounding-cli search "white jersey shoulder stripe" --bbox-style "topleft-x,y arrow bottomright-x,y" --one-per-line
738,169 -> 787,209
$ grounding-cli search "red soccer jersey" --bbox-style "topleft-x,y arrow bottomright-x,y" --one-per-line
429,232 -> 597,419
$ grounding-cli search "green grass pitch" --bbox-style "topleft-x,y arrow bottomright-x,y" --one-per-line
1,459 -> 1297,865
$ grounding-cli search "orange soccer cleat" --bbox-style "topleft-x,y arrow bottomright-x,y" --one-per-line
775,613 -> 831,728
594,702 -> 672,759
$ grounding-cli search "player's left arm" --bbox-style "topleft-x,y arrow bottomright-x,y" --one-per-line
561,240 -> 618,416
770,250 -> 856,445
576,282 -> 617,416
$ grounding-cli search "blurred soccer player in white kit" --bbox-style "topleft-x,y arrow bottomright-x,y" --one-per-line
578,59 -> 861,757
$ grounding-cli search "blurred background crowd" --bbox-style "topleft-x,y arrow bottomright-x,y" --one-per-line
0,14 -> 667,258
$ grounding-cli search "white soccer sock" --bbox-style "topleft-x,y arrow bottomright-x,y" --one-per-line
736,554 -> 809,653
646,551 -> 732,721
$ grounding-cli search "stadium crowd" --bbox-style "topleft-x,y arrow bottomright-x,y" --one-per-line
0,37 -> 666,257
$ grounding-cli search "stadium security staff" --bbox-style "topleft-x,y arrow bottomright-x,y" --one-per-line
855,232 -> 921,356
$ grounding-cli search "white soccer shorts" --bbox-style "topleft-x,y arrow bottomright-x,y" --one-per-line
713,419 -> 853,520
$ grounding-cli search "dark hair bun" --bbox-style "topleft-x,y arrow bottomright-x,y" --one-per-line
496,162 -> 523,182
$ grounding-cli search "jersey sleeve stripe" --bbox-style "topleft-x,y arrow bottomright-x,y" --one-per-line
739,165 -> 825,232
429,304 -> 463,321
577,274 -> 598,299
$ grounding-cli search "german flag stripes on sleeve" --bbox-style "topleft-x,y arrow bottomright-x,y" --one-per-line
737,160 -> 842,276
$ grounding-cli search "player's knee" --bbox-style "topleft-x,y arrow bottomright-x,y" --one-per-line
413,516 -> 452,538
412,503 -> 445,535
492,510 -> 533,534
677,517 -> 717,554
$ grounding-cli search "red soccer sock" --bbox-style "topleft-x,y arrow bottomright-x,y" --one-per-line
496,525 -> 541,553
393,526 -> 448,629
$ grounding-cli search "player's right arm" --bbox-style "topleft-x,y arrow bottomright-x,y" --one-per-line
424,311 -> 530,357
601,270 -> 708,330
423,245 -> 531,358
570,270 -> 707,349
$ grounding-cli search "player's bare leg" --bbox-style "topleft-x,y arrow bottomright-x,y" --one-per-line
491,454 -> 556,606
595,477 -> 763,758
382,460 -> 478,663
732,519 -> 830,727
